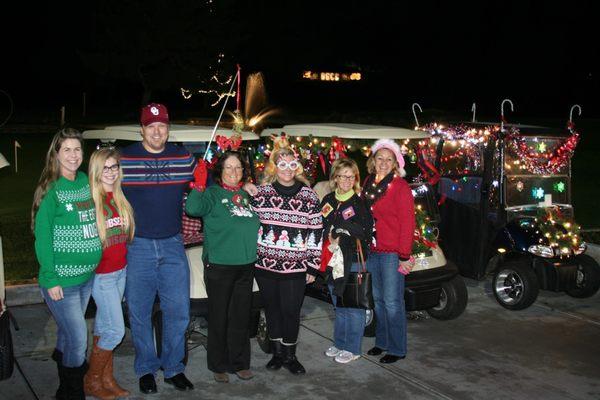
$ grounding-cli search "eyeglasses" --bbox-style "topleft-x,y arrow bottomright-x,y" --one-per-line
336,175 -> 356,181
102,164 -> 120,173
276,160 -> 300,171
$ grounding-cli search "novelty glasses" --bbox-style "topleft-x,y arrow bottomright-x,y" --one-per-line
276,160 -> 300,171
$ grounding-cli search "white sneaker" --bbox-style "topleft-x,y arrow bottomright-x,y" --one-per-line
325,346 -> 342,357
335,350 -> 360,364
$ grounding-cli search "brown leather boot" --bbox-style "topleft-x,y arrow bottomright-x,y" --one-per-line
102,350 -> 130,397
84,340 -> 116,400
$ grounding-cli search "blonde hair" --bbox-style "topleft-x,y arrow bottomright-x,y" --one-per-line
366,148 -> 406,177
261,135 -> 310,186
329,158 -> 361,193
31,128 -> 83,232
88,148 -> 135,246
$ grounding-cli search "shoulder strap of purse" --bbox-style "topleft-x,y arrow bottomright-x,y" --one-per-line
355,239 -> 366,273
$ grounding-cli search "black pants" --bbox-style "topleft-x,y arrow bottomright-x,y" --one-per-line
204,263 -> 254,373
256,275 -> 305,344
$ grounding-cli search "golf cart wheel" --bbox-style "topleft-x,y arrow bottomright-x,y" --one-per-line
363,309 -> 376,337
426,275 -> 468,320
566,254 -> 600,298
255,310 -> 271,354
493,260 -> 539,310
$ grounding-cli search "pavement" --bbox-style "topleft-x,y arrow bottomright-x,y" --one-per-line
1,277 -> 599,400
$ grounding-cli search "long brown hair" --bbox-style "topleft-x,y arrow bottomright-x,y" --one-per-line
88,148 -> 135,245
31,128 -> 83,232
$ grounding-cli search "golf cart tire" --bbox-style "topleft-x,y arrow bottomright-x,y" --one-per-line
566,254 -> 600,298
363,309 -> 376,337
426,275 -> 468,320
255,310 -> 271,353
493,260 -> 539,310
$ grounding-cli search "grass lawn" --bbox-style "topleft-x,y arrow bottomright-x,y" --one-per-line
0,117 -> 598,283
0,130 -> 53,283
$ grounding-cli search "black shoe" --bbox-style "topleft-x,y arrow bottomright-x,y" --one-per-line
367,346 -> 384,356
380,354 -> 405,364
139,373 -> 157,394
266,340 -> 284,370
164,373 -> 194,391
282,344 -> 306,375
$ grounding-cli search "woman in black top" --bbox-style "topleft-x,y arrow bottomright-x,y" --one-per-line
320,158 -> 373,363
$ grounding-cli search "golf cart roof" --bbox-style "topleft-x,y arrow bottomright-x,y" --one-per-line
261,123 -> 429,140
82,124 -> 260,143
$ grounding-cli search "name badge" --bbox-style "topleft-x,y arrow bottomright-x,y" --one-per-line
322,203 -> 333,217
342,206 -> 355,220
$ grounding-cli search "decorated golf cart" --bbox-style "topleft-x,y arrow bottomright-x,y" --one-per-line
419,102 -> 600,310
260,123 -> 469,334
82,124 -> 266,352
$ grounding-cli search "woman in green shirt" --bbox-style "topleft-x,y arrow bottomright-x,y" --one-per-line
32,128 -> 102,400
186,150 -> 260,383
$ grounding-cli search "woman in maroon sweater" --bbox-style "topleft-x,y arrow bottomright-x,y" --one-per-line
362,139 -> 415,364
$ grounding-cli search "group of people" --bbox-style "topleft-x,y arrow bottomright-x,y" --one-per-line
32,102 -> 415,399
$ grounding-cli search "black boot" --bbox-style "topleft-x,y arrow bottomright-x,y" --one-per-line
52,349 -> 68,400
62,362 -> 87,400
266,340 -> 284,370
282,344 -> 306,375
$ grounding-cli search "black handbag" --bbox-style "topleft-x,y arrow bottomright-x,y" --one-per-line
336,240 -> 374,309
0,300 -> 15,381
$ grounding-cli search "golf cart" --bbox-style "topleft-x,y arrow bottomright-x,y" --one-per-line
422,119 -> 600,310
82,124 -> 267,352
261,123 -> 468,335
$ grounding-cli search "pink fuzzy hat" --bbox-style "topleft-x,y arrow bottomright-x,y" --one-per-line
370,139 -> 405,169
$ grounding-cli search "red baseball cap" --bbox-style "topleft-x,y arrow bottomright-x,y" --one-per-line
140,103 -> 169,126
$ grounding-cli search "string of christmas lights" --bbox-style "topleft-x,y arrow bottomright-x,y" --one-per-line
507,129 -> 579,175
536,207 -> 582,256
412,205 -> 438,255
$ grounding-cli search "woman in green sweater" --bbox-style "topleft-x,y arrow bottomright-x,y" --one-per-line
185,150 -> 260,383
32,128 -> 103,400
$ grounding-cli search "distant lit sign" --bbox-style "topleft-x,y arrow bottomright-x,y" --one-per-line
302,71 -> 362,82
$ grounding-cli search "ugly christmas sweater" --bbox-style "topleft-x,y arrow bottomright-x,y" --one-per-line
185,184 -> 260,266
363,173 -> 415,260
250,181 -> 323,279
121,142 -> 196,239
34,172 -> 103,289
95,192 -> 128,274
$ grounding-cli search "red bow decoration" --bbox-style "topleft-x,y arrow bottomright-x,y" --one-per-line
413,229 -> 437,249
416,147 -> 440,185
328,137 -> 347,163
216,134 -> 242,151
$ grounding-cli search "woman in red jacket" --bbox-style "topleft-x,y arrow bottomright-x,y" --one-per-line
362,139 -> 415,364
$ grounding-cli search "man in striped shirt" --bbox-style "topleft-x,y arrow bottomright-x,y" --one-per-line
121,103 -> 196,394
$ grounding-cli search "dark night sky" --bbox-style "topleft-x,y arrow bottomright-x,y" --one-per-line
1,1 -> 598,120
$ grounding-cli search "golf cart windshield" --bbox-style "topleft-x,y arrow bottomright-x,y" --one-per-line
503,136 -> 571,209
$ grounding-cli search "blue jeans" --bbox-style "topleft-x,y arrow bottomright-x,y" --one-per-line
92,268 -> 127,350
125,235 -> 190,378
328,262 -> 366,355
366,252 -> 407,357
41,279 -> 93,367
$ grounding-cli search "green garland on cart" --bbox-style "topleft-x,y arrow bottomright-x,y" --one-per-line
536,207 -> 582,255
412,205 -> 438,256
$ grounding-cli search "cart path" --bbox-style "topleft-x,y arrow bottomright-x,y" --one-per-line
301,320 -> 457,400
